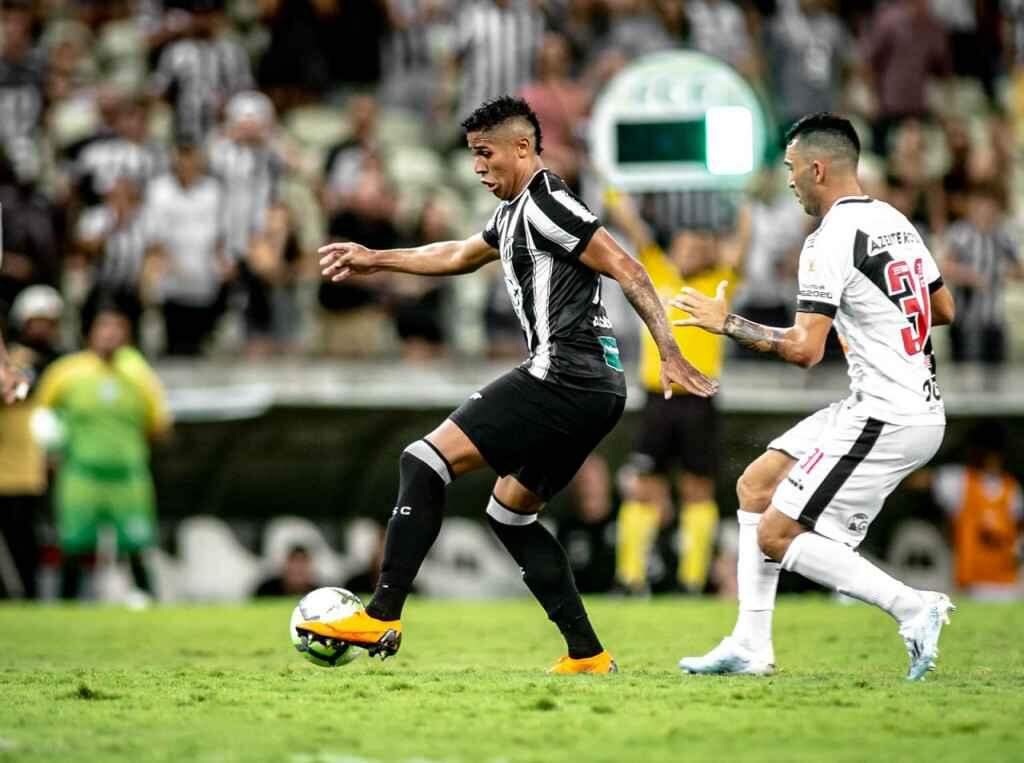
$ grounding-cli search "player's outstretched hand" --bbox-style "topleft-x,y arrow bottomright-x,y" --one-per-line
659,354 -> 719,399
318,242 -> 379,282
0,360 -> 29,404
670,280 -> 729,334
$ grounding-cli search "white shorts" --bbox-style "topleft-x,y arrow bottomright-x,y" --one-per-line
769,401 -> 944,548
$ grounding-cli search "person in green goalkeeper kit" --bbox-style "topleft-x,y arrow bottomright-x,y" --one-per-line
31,292 -> 171,599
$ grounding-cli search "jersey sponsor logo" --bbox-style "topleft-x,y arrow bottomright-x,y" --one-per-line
870,230 -> 921,253
470,392 -> 483,400
592,314 -> 613,329
798,285 -> 834,301
598,336 -> 624,372
392,505 -> 412,517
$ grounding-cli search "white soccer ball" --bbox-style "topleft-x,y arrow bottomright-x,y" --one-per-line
289,587 -> 364,668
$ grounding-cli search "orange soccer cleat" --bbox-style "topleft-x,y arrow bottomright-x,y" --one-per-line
296,610 -> 403,659
548,650 -> 618,675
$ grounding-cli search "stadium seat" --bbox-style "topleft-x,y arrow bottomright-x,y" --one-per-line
284,104 -> 349,151
386,145 -> 445,192
177,516 -> 262,601
377,107 -> 424,149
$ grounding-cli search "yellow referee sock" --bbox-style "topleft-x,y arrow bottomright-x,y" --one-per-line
616,500 -> 661,590
678,500 -> 719,593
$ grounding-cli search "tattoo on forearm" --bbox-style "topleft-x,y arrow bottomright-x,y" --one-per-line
622,269 -> 677,359
723,313 -> 786,354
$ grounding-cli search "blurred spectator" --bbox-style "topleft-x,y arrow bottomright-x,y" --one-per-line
553,0 -> 612,72
75,176 -> 148,334
0,0 -> 46,144
941,182 -> 1024,365
391,198 -> 452,362
69,94 -> 165,209
685,0 -> 759,78
243,204 -> 304,356
932,421 -> 1022,599
322,94 -> 379,216
604,0 -> 676,59
885,119 -> 947,237
144,141 -> 231,356
380,0 -> 455,116
318,161 -> 399,357
32,291 -> 170,601
519,32 -> 589,187
149,0 -> 254,141
941,116 -> 973,224
730,167 -> 806,355
452,0 -> 545,120
0,149 -> 60,316
254,544 -> 320,597
862,0 -> 952,153
207,91 -> 289,352
930,0 -> 1003,101
766,0 -> 852,130
557,454 -> 616,595
0,286 -> 64,599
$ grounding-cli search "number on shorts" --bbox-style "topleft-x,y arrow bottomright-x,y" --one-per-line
884,257 -> 931,356
799,447 -> 825,474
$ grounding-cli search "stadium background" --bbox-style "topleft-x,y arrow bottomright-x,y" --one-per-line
0,0 -> 1022,603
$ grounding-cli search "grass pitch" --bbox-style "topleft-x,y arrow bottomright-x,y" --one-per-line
1,596 -> 1022,763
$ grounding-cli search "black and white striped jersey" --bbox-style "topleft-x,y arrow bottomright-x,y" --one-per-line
482,169 -> 626,396
945,219 -> 1019,327
77,204 -> 147,290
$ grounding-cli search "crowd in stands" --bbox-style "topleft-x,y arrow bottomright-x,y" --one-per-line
0,0 -> 1022,366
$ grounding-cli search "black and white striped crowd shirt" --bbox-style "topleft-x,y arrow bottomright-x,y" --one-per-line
456,0 -> 545,119
74,138 -> 165,203
151,37 -> 254,140
945,219 -> 1019,327
77,205 -> 148,291
207,133 -> 281,259
482,168 -> 626,396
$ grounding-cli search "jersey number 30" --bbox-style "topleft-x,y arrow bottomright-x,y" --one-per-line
884,257 -> 930,356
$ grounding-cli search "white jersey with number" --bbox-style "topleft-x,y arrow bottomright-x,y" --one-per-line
796,196 -> 945,426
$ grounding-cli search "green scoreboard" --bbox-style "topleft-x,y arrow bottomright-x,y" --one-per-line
590,51 -> 769,192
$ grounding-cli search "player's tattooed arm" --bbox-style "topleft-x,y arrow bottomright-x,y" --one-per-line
671,283 -> 832,369
580,228 -> 719,398
721,314 -> 787,353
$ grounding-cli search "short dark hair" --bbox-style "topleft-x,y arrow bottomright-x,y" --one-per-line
461,95 -> 543,155
784,112 -> 860,163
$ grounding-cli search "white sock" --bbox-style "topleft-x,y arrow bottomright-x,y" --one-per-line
730,510 -> 779,655
781,532 -> 923,623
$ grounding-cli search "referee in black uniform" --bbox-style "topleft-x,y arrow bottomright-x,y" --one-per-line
306,96 -> 717,674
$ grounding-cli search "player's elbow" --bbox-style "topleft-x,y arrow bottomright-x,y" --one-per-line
790,343 -> 824,369
933,293 -> 955,326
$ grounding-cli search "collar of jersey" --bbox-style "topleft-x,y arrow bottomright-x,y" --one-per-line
506,168 -> 546,204
831,195 -> 873,208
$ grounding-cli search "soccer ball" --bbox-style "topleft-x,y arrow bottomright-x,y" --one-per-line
289,587 -> 364,668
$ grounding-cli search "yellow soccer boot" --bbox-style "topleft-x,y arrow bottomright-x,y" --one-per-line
297,610 -> 402,659
548,650 -> 618,675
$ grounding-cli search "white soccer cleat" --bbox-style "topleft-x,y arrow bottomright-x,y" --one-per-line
678,636 -> 775,676
899,591 -> 955,682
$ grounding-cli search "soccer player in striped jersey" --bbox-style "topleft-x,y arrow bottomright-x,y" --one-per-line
301,95 -> 716,674
674,113 -> 957,681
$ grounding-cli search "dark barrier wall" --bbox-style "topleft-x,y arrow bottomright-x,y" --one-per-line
151,407 -> 1024,558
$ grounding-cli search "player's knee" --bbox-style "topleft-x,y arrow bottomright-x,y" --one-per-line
736,467 -> 773,512
400,440 -> 453,487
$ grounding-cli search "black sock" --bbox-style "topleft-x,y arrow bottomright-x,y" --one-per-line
366,440 -> 451,621
486,497 -> 603,659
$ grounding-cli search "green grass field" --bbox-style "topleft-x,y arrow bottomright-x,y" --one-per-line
1,596 -> 1022,763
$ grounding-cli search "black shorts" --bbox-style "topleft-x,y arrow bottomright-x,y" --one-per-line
450,368 -> 625,500
629,393 -> 719,477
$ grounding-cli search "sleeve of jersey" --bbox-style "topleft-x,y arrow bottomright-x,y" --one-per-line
481,207 -> 501,250
922,250 -> 944,293
524,182 -> 601,259
795,228 -> 849,319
